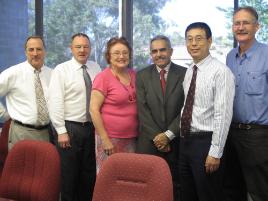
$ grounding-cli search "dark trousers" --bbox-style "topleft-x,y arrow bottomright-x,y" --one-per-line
56,121 -> 96,201
179,132 -> 223,201
222,130 -> 247,201
223,127 -> 268,201
162,138 -> 181,201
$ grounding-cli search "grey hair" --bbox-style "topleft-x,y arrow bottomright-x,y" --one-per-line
150,35 -> 172,49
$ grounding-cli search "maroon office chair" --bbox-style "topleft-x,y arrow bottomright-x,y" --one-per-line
0,119 -> 11,176
92,153 -> 173,201
0,140 -> 60,201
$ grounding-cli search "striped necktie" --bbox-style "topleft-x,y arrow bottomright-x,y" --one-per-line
34,70 -> 49,125
180,65 -> 198,136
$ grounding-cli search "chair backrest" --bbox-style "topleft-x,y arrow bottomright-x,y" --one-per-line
92,153 -> 173,201
0,140 -> 60,201
0,119 -> 11,176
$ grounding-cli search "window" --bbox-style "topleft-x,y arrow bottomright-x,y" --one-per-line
28,0 -> 35,35
239,0 -> 268,43
0,0 -> 34,72
133,0 -> 234,70
1,0 -> 268,72
43,0 -> 119,68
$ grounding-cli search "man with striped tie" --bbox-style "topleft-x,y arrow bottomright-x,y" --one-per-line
0,35 -> 52,149
179,22 -> 235,201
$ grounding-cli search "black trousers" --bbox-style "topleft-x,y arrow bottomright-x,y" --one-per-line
179,132 -> 223,201
163,138 -> 181,201
223,127 -> 268,201
56,121 -> 96,201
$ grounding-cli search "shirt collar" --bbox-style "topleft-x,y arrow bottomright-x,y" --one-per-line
156,62 -> 171,73
235,39 -> 259,61
72,57 -> 87,71
25,60 -> 45,73
191,54 -> 212,71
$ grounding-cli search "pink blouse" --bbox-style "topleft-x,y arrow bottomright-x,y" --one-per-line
92,67 -> 138,138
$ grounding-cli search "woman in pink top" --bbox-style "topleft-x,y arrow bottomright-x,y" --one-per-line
90,37 -> 138,171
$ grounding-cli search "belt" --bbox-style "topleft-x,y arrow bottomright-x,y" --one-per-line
231,123 -> 268,130
181,131 -> 212,138
13,120 -> 49,130
65,120 -> 93,126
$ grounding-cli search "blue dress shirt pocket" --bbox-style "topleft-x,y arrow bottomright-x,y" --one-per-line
246,71 -> 265,95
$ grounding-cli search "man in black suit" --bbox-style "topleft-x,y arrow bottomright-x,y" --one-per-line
136,35 -> 186,201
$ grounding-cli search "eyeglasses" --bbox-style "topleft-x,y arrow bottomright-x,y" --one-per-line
111,51 -> 129,57
150,48 -> 169,55
186,36 -> 206,44
233,20 -> 257,27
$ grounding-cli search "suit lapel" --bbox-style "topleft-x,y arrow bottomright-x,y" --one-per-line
151,66 -> 164,103
165,63 -> 180,100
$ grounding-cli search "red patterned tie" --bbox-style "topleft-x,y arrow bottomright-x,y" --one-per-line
180,65 -> 198,136
160,69 -> 166,96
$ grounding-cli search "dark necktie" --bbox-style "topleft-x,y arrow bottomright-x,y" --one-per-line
82,65 -> 92,121
160,69 -> 166,96
180,65 -> 198,136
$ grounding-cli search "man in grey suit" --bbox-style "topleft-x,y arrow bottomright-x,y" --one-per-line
136,35 -> 186,201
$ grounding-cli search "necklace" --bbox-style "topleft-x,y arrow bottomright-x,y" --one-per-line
110,68 -> 136,102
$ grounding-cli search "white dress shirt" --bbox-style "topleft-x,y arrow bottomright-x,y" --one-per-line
48,57 -> 101,135
182,55 -> 235,158
0,61 -> 52,125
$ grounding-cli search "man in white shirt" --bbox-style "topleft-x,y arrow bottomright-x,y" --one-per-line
48,33 -> 101,201
0,36 -> 52,149
179,22 -> 235,201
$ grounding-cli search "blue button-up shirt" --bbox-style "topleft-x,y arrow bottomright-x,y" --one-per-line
226,40 -> 268,125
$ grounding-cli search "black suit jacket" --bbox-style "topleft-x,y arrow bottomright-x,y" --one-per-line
136,62 -> 186,154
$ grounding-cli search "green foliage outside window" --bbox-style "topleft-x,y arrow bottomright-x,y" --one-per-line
28,0 -> 268,69
218,0 -> 268,44
29,0 -> 169,69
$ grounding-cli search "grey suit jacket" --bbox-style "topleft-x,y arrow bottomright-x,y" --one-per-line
136,62 -> 186,154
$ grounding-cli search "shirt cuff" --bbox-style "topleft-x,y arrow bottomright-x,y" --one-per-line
208,144 -> 222,158
55,126 -> 67,135
165,130 -> 175,141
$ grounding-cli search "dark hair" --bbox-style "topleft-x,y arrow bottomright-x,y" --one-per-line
24,35 -> 46,50
71,33 -> 90,42
105,36 -> 132,64
185,22 -> 212,39
150,35 -> 172,49
234,6 -> 259,21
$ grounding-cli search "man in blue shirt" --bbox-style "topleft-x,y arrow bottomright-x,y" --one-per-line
224,6 -> 268,201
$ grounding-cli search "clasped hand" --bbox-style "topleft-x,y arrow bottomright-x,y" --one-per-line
153,133 -> 170,152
